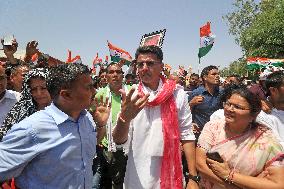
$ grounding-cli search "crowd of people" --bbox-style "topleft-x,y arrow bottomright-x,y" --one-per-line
0,38 -> 284,189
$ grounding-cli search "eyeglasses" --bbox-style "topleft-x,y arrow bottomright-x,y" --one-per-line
136,61 -> 160,69
108,70 -> 123,75
223,101 -> 250,111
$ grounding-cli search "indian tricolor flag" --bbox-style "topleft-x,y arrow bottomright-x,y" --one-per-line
107,41 -> 132,66
198,22 -> 215,58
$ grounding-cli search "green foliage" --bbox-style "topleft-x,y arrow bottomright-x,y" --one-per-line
223,0 -> 259,44
240,0 -> 284,58
220,58 -> 247,77
222,0 -> 284,77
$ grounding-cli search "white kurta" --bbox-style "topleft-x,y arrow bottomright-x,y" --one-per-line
257,109 -> 284,147
123,81 -> 195,189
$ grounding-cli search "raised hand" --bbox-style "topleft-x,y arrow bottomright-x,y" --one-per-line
91,95 -> 111,127
1,38 -> 18,58
26,40 -> 39,57
119,87 -> 149,122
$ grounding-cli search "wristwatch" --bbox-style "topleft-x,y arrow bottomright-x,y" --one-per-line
188,174 -> 201,184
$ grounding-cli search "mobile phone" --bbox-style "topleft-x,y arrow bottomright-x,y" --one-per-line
3,34 -> 15,46
206,152 -> 224,163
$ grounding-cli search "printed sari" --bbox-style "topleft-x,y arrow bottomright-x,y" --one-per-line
198,119 -> 284,189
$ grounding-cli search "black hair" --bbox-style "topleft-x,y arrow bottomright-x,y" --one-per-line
228,74 -> 240,78
47,63 -> 90,99
225,86 -> 261,117
92,75 -> 100,89
99,68 -> 107,76
220,83 -> 246,103
190,73 -> 199,78
10,64 -> 30,75
106,62 -> 124,74
135,45 -> 163,61
200,65 -> 218,81
265,71 -> 284,92
125,73 -> 135,79
228,74 -> 240,81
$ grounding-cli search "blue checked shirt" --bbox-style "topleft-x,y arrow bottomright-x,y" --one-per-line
0,103 -> 97,189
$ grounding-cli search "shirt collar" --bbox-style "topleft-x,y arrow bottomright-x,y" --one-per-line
0,90 -> 19,102
198,85 -> 206,92
45,103 -> 87,125
142,79 -> 163,101
198,85 -> 219,95
4,90 -> 19,100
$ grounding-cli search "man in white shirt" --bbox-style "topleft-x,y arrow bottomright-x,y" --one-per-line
113,46 -> 198,189
0,65 -> 21,125
257,71 -> 284,146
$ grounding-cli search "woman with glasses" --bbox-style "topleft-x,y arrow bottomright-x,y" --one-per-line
196,86 -> 284,189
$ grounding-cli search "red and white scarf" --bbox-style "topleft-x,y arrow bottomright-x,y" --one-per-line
138,77 -> 183,189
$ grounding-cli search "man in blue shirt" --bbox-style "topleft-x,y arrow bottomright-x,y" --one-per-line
188,65 -> 222,139
0,63 -> 109,189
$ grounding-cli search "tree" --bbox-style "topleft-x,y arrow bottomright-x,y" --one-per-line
223,0 -> 259,44
222,0 -> 284,77
220,58 -> 247,77
240,0 -> 284,58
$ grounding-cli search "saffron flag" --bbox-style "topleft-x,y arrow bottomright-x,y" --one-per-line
66,50 -> 82,64
107,41 -> 132,66
198,22 -> 215,58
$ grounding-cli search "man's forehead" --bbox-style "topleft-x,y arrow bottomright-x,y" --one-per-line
137,53 -> 159,60
108,64 -> 121,71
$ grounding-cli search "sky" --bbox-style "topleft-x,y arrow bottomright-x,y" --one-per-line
0,0 -> 243,73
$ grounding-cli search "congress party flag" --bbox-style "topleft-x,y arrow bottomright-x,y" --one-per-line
198,22 -> 215,58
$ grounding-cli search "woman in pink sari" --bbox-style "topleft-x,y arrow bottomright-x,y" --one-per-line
196,87 -> 284,189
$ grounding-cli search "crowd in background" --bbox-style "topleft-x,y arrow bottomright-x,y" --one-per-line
0,37 -> 284,189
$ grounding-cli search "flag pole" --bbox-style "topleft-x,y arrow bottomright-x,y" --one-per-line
198,57 -> 201,75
